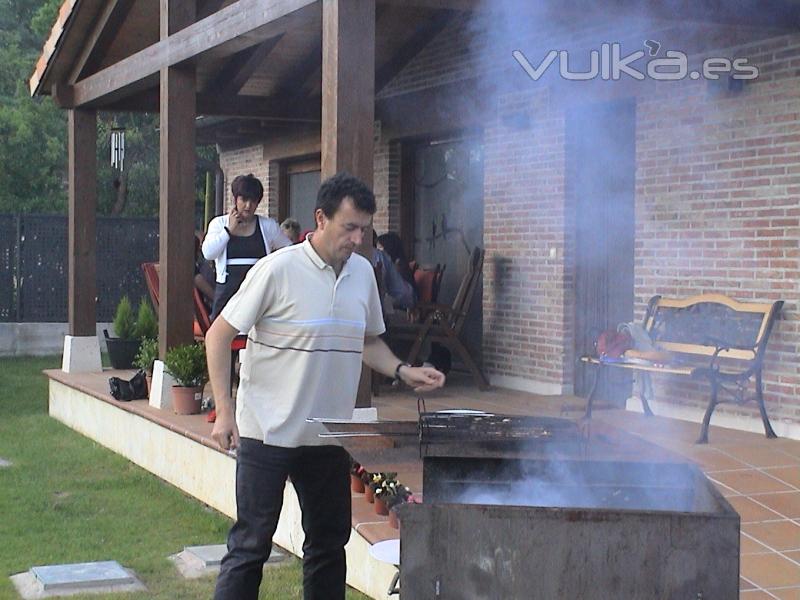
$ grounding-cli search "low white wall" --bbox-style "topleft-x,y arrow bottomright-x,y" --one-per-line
48,379 -> 396,599
0,323 -> 112,357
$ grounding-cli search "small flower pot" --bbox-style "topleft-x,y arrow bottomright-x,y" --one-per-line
374,496 -> 389,516
351,474 -> 365,493
364,485 -> 375,503
388,507 -> 400,529
172,386 -> 202,415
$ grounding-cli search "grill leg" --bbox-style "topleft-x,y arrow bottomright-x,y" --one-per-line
697,378 -> 719,444
584,364 -> 604,420
755,370 -> 777,439
639,372 -> 654,417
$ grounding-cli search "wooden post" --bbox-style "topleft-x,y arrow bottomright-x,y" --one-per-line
322,0 -> 375,407
67,108 -> 97,336
158,0 -> 196,356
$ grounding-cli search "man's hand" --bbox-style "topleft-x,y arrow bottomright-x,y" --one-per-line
398,365 -> 446,392
211,407 -> 240,451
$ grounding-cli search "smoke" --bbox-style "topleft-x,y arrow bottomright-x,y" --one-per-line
444,458 -> 699,513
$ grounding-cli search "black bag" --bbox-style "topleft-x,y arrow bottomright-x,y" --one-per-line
109,370 -> 148,401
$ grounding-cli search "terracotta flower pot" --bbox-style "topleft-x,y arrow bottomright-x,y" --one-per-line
365,485 -> 375,503
351,474 -> 365,493
374,496 -> 389,516
145,374 -> 152,396
172,386 -> 202,415
388,507 -> 400,530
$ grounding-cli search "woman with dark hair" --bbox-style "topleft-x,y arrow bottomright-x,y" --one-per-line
377,232 -> 417,294
203,174 -> 291,319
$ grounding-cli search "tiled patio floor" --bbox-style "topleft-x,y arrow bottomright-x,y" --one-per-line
47,368 -> 800,598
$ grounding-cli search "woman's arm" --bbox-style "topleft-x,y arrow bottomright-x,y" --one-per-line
202,216 -> 230,260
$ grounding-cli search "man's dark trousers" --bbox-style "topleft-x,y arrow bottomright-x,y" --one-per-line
214,439 -> 351,600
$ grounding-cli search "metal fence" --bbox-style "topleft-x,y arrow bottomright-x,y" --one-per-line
0,214 -> 159,322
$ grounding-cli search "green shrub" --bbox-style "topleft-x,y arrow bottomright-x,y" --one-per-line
164,343 -> 208,388
134,337 -> 159,375
134,298 -> 158,340
112,295 -> 136,340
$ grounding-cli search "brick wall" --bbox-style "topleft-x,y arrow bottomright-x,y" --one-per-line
218,144 -> 269,215
635,34 -> 800,421
372,129 -> 402,235
482,88 -> 571,393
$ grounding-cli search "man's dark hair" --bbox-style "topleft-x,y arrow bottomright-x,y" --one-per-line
231,174 -> 264,202
316,172 -> 376,217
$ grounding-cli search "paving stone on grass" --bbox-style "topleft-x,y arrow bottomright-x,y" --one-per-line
10,561 -> 146,598
171,544 -> 287,579
0,458 -> 12,468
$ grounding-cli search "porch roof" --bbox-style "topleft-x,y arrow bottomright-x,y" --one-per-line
30,0 -> 800,115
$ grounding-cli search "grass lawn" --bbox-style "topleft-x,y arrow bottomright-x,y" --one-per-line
0,356 -> 369,599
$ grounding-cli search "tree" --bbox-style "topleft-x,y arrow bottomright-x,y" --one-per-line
0,0 -> 217,219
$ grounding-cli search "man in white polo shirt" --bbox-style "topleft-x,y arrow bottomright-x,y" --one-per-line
206,172 -> 445,600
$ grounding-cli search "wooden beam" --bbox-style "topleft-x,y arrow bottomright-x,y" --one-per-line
68,0 -> 137,83
322,0 -> 375,408
375,9 -> 453,93
67,109 -> 97,337
204,33 -> 284,94
321,0 -> 375,182
69,0 -> 316,107
159,0 -> 197,356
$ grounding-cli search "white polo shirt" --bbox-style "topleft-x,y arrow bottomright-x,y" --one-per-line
220,237 -> 385,447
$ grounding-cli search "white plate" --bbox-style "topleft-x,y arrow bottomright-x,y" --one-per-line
435,409 -> 492,415
368,539 -> 400,565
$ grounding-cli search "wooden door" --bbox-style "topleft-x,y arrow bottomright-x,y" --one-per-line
569,99 -> 636,404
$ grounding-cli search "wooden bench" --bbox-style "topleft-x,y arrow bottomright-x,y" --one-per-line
579,293 -> 783,443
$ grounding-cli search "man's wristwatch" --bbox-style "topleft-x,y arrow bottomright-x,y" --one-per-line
394,362 -> 411,382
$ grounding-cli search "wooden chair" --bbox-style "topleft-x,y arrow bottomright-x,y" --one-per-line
388,247 -> 489,390
412,263 -> 445,306
141,261 -> 206,339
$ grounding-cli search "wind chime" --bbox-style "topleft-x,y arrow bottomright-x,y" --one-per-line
110,126 -> 125,171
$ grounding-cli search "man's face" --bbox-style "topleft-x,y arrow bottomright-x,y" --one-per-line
234,195 -> 260,221
315,197 -> 372,266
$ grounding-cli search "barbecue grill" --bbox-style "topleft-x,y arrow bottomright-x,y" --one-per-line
315,404 -> 740,599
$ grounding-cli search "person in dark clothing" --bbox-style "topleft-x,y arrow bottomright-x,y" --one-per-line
377,232 -> 417,297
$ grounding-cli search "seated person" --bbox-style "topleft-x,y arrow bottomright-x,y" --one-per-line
202,174 -> 291,319
372,231 -> 415,311
377,232 -> 418,300
280,218 -> 302,244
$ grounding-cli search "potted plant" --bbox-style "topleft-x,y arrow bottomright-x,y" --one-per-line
375,476 -> 408,517
104,295 -> 140,369
350,458 -> 366,493
385,484 -> 413,529
367,472 -> 395,508
134,337 -> 159,392
134,297 -> 158,341
163,342 -> 208,415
